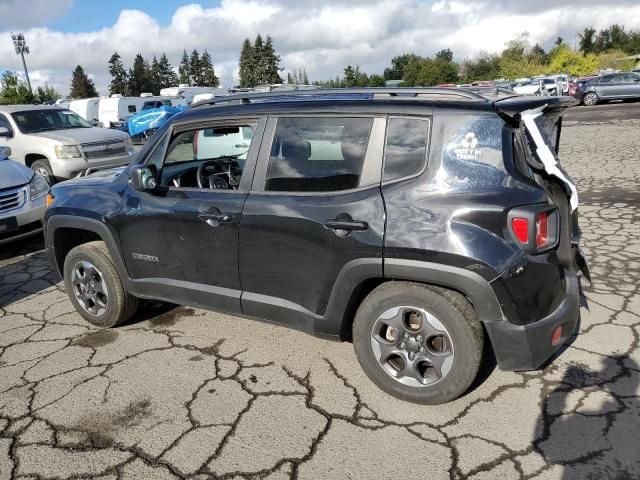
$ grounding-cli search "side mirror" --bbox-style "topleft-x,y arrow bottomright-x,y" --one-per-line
129,164 -> 158,192
0,127 -> 12,138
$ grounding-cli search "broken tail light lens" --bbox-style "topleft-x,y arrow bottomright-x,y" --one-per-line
535,211 -> 550,249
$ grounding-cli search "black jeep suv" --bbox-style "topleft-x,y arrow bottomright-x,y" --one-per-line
45,88 -> 588,404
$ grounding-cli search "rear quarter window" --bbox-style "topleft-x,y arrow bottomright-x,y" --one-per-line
383,117 -> 429,182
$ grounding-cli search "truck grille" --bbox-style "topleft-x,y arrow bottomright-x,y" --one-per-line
0,186 -> 26,214
81,140 -> 126,160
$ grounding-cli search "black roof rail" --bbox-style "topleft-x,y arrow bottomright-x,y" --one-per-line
191,87 -> 489,108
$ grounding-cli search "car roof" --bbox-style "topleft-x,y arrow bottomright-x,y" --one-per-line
0,104 -> 63,113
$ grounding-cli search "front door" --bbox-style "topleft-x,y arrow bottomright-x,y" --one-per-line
117,117 -> 264,314
239,115 -> 386,334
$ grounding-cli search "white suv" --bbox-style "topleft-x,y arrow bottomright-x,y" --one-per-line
0,105 -> 136,184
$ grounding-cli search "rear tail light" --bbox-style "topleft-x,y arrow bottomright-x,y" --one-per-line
511,218 -> 529,244
508,206 -> 559,254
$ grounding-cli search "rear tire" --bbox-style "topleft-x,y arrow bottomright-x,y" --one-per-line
582,92 -> 599,106
63,241 -> 138,328
30,159 -> 56,186
352,282 -> 484,404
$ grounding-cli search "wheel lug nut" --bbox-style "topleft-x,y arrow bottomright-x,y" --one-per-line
408,352 -> 415,360
399,342 -> 406,350
416,335 -> 423,342
403,333 -> 409,339
419,347 -> 425,353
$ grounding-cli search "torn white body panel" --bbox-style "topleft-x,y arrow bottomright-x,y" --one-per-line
521,105 -> 579,211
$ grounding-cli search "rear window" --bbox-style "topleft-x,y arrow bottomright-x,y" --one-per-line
383,117 -> 429,181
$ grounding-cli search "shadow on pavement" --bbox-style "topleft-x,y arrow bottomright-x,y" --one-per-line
0,236 -> 59,308
535,356 -> 640,479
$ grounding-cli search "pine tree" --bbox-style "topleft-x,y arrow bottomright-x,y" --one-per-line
150,55 -> 161,95
178,50 -> 190,85
108,52 -> 128,96
262,36 -> 282,84
157,53 -> 178,90
302,68 -> 309,85
200,50 -> 219,87
189,49 -> 201,86
0,72 -> 34,104
69,65 -> 98,98
252,35 -> 265,85
287,72 -> 294,84
238,38 -> 254,88
128,54 -> 151,96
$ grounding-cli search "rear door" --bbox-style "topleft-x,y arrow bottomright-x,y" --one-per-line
595,74 -> 621,99
238,115 -> 386,334
618,73 -> 640,97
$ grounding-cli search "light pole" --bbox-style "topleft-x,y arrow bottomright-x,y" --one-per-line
11,33 -> 32,94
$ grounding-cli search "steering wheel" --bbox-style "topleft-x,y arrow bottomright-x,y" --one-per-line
197,160 -> 229,189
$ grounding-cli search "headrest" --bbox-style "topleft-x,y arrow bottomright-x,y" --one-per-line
282,139 -> 311,160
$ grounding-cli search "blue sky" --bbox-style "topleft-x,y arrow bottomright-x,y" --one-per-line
1,0 -> 639,95
46,1 -> 220,32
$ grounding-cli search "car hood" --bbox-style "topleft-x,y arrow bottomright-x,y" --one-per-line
30,128 -> 129,144
55,166 -> 126,188
0,159 -> 33,189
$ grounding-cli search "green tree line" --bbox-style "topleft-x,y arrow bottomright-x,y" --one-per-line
109,49 -> 219,96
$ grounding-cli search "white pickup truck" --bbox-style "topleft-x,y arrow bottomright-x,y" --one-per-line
0,105 -> 136,184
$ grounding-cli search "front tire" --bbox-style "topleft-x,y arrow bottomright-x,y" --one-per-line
30,159 -> 56,186
582,92 -> 599,106
353,282 -> 483,404
63,241 -> 138,328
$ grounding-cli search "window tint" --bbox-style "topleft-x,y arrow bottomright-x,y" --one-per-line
265,117 -> 373,192
128,105 -> 137,113
599,76 -> 614,84
383,117 -> 429,181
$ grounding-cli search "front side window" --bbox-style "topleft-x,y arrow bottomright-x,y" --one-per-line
157,124 -> 255,189
265,117 -> 373,192
11,109 -> 92,133
383,117 -> 429,181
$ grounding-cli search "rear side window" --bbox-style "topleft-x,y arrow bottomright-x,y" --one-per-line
265,117 -> 373,192
383,117 -> 429,181
128,105 -> 137,113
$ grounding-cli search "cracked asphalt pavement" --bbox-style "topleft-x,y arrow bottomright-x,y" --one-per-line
1,112 -> 640,479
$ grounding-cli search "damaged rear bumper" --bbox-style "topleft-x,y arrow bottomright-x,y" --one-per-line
484,269 -> 580,371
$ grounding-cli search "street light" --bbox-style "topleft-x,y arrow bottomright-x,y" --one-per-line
11,32 -> 32,94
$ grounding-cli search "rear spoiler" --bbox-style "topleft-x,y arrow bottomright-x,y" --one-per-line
493,96 -> 578,125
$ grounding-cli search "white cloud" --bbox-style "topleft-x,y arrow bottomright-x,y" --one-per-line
1,0 -> 640,96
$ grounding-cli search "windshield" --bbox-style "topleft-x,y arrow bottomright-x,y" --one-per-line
11,109 -> 92,134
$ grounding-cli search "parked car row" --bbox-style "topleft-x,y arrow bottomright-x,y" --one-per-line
570,72 -> 640,106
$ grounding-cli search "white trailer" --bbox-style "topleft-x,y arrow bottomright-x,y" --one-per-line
68,98 -> 100,125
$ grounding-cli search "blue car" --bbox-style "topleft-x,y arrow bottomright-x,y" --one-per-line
0,146 -> 49,245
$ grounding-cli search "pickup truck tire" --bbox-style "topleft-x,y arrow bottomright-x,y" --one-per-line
63,241 -> 138,328
30,159 -> 56,185
352,282 -> 483,404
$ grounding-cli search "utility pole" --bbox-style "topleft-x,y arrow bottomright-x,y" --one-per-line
11,33 -> 32,94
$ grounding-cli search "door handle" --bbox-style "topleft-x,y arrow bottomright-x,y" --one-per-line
323,220 -> 369,231
198,213 -> 233,227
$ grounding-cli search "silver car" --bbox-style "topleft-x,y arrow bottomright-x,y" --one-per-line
0,105 -> 136,184
0,146 -> 49,245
